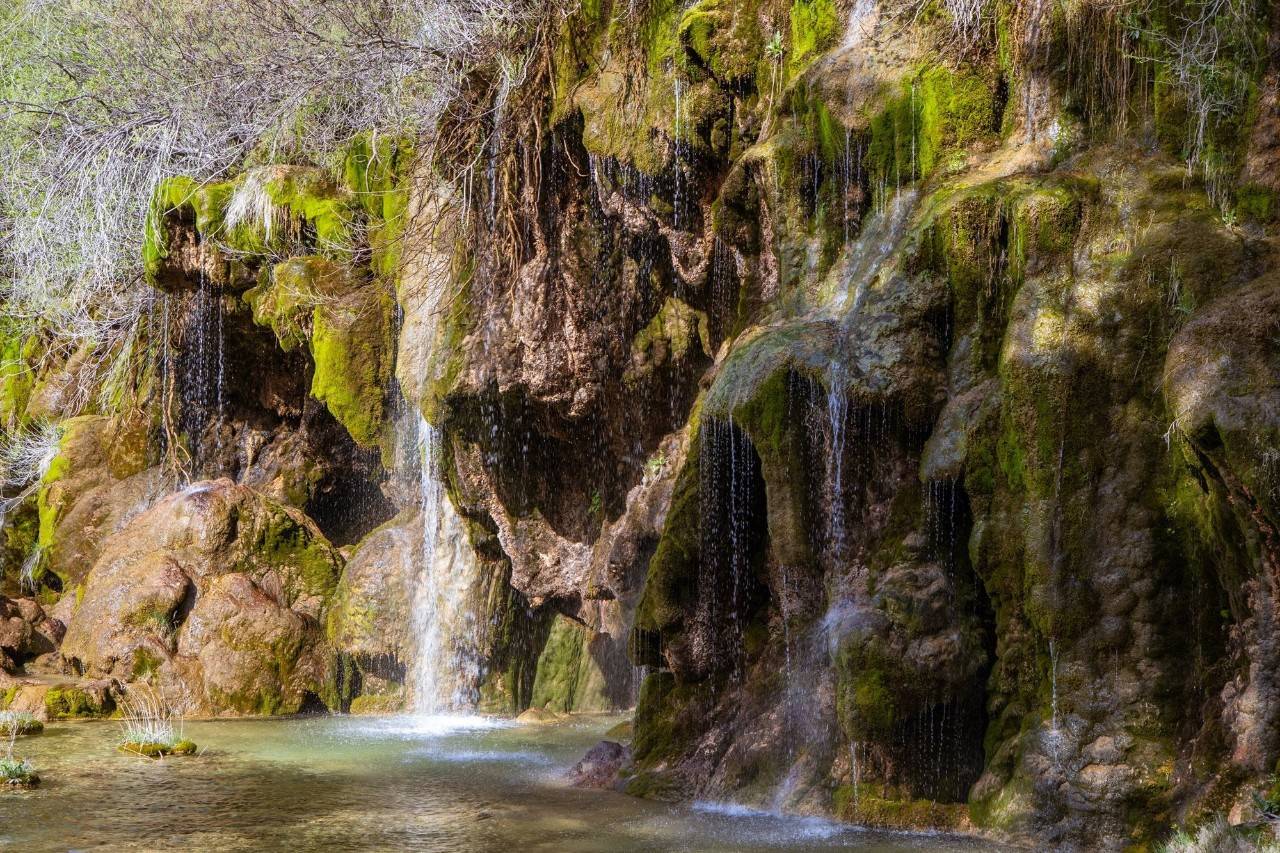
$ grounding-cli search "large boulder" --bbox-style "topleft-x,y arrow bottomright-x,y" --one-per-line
60,479 -> 347,715
326,510 -> 417,676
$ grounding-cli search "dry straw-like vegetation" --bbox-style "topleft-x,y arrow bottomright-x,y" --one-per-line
0,0 -> 550,400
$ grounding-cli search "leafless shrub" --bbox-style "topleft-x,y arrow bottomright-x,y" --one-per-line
0,0 -> 547,403
0,422 -> 59,585
1135,0 -> 1260,174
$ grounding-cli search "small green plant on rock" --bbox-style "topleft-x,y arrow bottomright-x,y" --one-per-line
765,30 -> 784,62
117,687 -> 196,760
0,710 -> 43,737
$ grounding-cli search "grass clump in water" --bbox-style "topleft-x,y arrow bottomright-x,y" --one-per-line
116,687 -> 196,759
0,710 -> 43,737
1,728 -> 38,788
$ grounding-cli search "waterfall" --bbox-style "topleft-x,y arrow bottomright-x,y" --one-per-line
408,412 -> 482,714
841,0 -> 877,50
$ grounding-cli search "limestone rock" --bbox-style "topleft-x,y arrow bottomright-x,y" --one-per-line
568,740 -> 631,789
60,479 -> 347,716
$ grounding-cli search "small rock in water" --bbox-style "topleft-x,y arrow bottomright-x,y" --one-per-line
568,740 -> 631,789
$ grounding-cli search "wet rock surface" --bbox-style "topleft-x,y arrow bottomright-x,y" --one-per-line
3,0 -> 1280,849
59,479 -> 346,716
568,739 -> 632,789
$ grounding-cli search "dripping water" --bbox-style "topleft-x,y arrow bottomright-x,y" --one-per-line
1048,638 -> 1061,766
824,364 -> 849,564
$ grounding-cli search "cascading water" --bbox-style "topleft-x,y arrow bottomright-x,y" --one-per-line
408,412 -> 483,714
824,363 -> 850,563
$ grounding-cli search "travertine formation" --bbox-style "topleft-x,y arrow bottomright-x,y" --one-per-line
2,1 -> 1279,848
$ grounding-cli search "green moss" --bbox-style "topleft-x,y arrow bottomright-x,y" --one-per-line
635,438 -> 702,634
339,133 -> 414,277
130,647 -> 162,680
349,691 -> 405,715
250,505 -> 342,599
120,740 -> 197,758
245,257 -> 358,352
833,784 -> 971,829
678,0 -> 763,82
142,176 -> 199,281
529,615 -> 612,713
834,641 -> 911,739
142,176 -> 237,283
866,65 -> 996,196
309,286 -> 393,449
1235,182 -> 1277,222
631,671 -> 700,766
788,0 -> 838,77
0,323 -> 37,430
625,296 -> 711,385
44,685 -> 112,719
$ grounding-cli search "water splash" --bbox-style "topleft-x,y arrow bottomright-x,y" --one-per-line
1047,638 -> 1062,766
698,418 -> 757,679
824,363 -> 850,563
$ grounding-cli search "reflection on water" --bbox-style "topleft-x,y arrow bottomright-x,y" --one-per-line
0,714 -> 1000,852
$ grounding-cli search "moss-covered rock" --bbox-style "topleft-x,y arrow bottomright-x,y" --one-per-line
309,286 -> 394,450
528,615 -> 613,714
119,739 -> 197,759
59,479 -> 349,717
44,684 -> 113,719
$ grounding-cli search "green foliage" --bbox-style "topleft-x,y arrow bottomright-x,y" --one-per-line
788,0 -> 839,78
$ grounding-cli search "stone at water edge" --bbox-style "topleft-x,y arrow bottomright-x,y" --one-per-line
516,706 -> 562,724
604,719 -> 633,740
568,740 -> 631,789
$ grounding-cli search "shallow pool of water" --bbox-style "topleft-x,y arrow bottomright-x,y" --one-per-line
0,714 -> 1001,852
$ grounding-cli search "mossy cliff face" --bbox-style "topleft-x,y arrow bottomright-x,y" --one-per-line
469,0 -> 1280,849
3,0 -> 1280,846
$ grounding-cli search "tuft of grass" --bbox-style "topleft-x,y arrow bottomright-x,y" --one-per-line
0,726 -> 38,787
117,686 -> 195,759
0,710 -> 43,737
1159,816 -> 1280,853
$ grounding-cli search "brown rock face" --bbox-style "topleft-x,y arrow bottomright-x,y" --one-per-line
0,597 -> 63,673
59,479 -> 347,715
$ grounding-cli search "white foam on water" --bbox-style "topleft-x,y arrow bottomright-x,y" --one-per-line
353,713 -> 512,739
691,801 -> 853,841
